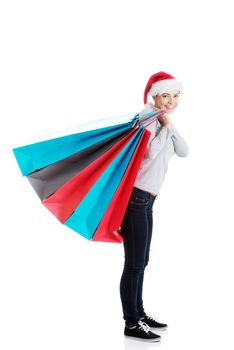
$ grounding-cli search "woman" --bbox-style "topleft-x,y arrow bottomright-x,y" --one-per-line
120,71 -> 189,342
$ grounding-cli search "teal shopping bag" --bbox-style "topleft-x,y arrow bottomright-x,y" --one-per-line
12,119 -> 137,176
64,124 -> 144,240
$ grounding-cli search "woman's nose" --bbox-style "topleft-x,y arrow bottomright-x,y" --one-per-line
168,97 -> 173,104
168,96 -> 176,104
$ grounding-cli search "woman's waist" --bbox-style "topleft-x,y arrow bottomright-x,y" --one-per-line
132,186 -> 157,199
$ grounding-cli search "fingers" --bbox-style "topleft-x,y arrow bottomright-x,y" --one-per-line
160,108 -> 168,118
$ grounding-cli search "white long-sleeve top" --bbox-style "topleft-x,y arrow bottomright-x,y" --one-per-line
134,102 -> 189,195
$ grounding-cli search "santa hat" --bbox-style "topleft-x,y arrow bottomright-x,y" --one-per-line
143,71 -> 183,104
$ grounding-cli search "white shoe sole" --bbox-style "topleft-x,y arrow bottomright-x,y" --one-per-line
151,326 -> 168,331
124,335 -> 161,342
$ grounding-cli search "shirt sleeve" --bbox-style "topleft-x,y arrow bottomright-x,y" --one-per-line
144,125 -> 168,160
168,123 -> 189,157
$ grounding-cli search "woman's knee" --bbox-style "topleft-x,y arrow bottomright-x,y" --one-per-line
123,262 -> 145,273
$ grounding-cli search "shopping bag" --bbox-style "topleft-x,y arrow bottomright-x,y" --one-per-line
12,109 -> 164,242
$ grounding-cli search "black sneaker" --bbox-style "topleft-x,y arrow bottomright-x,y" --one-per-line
124,320 -> 161,342
140,315 -> 168,329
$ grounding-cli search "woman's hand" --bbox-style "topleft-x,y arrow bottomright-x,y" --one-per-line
158,111 -> 171,128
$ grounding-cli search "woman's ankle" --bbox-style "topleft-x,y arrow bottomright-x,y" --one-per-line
126,325 -> 137,329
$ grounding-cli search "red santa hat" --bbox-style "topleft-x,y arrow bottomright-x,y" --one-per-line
143,71 -> 183,104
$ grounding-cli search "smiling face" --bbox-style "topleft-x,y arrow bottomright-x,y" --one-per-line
152,90 -> 180,113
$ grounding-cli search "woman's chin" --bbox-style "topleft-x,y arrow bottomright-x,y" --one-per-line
165,107 -> 176,114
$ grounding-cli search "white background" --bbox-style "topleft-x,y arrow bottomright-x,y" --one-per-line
1,1 -> 234,349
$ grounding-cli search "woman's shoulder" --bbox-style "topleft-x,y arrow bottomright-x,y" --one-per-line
139,102 -> 154,115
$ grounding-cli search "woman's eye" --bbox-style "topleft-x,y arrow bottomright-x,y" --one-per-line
162,95 -> 178,99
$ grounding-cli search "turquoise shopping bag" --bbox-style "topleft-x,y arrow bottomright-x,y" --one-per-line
12,119 -> 136,176
64,124 -> 144,240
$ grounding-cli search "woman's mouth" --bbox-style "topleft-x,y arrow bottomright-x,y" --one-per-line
165,105 -> 176,110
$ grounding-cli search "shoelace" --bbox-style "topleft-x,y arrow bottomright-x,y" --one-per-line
146,315 -> 156,321
138,320 -> 150,334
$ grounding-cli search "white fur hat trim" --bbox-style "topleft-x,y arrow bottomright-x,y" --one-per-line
149,79 -> 183,96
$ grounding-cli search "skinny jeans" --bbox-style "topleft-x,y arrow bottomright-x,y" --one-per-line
119,186 -> 157,327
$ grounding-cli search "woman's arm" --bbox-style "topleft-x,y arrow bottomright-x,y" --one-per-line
145,125 -> 168,160
169,123 -> 189,157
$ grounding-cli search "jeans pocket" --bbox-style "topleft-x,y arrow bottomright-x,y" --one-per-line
130,194 -> 149,206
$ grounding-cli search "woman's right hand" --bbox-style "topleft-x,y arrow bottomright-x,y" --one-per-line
158,111 -> 171,128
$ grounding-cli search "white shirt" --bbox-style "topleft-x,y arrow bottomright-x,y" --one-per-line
134,103 -> 189,195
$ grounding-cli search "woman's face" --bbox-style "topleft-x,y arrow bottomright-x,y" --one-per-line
152,90 -> 180,113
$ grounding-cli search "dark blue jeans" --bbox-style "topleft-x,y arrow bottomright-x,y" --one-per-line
119,186 -> 157,327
